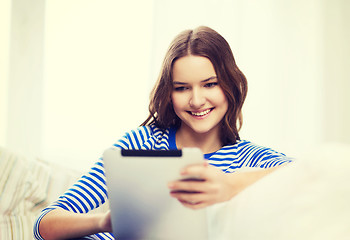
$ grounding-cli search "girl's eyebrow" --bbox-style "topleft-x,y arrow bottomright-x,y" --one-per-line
173,76 -> 217,85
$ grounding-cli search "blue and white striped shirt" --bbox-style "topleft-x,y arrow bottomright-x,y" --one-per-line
33,124 -> 293,239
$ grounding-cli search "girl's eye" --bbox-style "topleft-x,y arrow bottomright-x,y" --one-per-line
204,82 -> 218,88
173,86 -> 188,91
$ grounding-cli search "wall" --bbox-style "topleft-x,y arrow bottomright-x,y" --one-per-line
231,0 -> 325,156
1,0 -> 349,170
5,0 -> 45,160
41,0 -> 154,169
323,0 -> 350,143
0,0 -> 11,146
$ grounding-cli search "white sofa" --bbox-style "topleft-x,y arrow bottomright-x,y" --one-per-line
207,142 -> 350,240
1,143 -> 349,240
0,146 -> 91,239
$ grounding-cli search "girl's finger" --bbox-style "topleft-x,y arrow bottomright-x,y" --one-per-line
170,192 -> 205,204
168,179 -> 209,193
180,162 -> 210,179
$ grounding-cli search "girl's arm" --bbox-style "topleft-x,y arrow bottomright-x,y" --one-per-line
168,162 -> 281,209
33,158 -> 112,240
38,209 -> 111,240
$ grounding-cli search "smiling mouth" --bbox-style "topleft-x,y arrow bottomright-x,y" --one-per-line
188,108 -> 213,117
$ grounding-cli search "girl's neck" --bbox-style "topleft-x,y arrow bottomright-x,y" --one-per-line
175,124 -> 223,154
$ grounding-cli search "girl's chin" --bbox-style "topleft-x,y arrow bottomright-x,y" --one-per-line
181,123 -> 219,136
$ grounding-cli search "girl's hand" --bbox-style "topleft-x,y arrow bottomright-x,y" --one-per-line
167,162 -> 241,209
168,162 -> 280,209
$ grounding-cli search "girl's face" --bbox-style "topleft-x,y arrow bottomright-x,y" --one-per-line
171,55 -> 228,137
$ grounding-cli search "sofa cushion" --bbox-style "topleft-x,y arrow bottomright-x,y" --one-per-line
0,146 -> 81,239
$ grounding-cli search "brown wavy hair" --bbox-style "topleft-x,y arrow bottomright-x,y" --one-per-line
141,26 -> 248,146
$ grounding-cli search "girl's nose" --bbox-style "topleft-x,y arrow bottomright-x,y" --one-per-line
189,89 -> 205,108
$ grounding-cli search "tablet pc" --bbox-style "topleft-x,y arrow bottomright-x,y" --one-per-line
103,148 -> 208,240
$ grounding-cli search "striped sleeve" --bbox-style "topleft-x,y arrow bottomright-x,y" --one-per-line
33,158 -> 113,239
112,125 -> 168,150
208,140 -> 293,173
53,158 -> 107,213
113,125 -> 155,150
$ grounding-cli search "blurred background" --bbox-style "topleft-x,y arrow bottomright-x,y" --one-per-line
0,0 -> 349,170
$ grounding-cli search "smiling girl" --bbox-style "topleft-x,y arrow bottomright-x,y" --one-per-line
34,26 -> 293,239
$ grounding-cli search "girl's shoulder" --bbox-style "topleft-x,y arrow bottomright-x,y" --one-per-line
113,124 -> 172,150
218,139 -> 281,153
211,139 -> 291,161
214,139 -> 256,154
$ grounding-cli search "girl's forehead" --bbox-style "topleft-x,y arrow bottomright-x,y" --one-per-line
172,56 -> 216,83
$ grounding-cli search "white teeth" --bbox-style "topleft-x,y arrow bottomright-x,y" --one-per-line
191,109 -> 211,116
